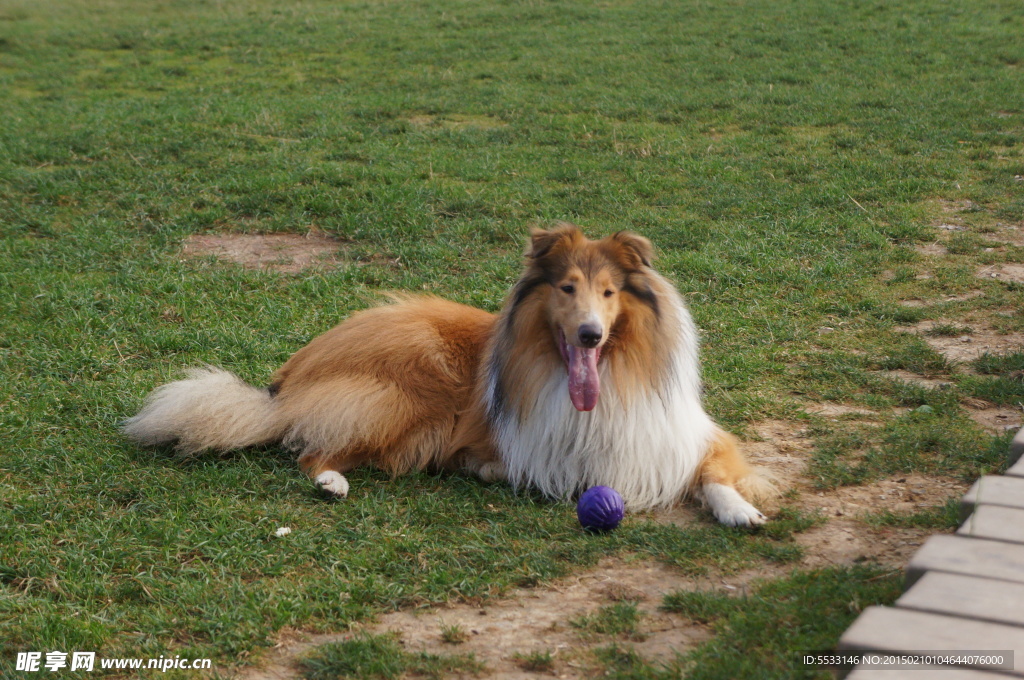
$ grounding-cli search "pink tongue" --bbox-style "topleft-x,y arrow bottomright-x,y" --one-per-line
566,345 -> 600,411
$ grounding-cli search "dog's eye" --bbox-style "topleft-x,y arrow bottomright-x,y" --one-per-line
604,289 -> 614,298
561,284 -> 575,294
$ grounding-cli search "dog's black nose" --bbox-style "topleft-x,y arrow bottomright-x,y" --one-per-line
578,325 -> 602,348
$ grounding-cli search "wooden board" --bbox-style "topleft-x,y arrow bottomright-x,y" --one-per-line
839,607 -> 1023,676
960,475 -> 1024,520
959,506 -> 1024,545
837,427 -> 1024,680
906,535 -> 1024,587
897,571 -> 1024,627
1009,426 -> 1024,468
1008,437 -> 1024,478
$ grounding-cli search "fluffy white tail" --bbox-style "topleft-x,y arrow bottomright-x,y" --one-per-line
122,367 -> 287,454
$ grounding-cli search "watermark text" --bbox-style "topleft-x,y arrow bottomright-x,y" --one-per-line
16,652 -> 212,673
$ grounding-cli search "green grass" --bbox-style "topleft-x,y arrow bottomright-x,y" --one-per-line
662,567 -> 904,679
874,336 -> 952,376
1,0 -> 1023,676
961,375 -> 1024,406
924,323 -> 973,338
592,644 -> 683,680
809,414 -> 1013,488
862,498 -> 961,530
301,633 -> 484,680
512,649 -> 555,673
974,350 -> 1024,375
571,603 -> 644,640
439,622 -> 470,645
966,350 -> 1024,405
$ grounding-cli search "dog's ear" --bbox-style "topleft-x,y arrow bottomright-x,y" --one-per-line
528,222 -> 581,259
611,231 -> 654,269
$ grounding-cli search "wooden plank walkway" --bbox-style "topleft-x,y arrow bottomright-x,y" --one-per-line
835,427 -> 1024,678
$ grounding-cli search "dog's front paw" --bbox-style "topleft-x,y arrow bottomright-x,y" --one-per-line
476,461 -> 507,483
703,482 -> 767,528
316,471 -> 350,498
714,500 -> 767,528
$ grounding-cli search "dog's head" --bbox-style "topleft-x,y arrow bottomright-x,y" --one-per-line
513,223 -> 658,411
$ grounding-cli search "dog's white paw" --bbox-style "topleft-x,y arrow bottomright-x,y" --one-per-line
316,471 -> 349,498
714,500 -> 767,527
703,483 -> 767,528
476,461 -> 507,483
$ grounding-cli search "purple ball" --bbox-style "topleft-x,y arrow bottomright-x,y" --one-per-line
577,486 -> 624,532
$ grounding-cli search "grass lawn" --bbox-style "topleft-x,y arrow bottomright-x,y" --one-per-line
1,0 -> 1022,677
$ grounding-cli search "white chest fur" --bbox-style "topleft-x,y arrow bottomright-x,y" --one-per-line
488,307 -> 715,510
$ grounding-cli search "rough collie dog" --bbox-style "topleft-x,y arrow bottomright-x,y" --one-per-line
124,224 -> 772,526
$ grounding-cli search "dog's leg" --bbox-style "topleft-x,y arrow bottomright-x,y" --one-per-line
298,450 -> 363,499
315,470 -> 350,498
698,430 -> 768,527
447,406 -> 507,483
463,458 -> 507,482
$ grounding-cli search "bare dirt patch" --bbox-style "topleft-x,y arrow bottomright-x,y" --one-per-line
233,559 -> 718,680
991,224 -> 1024,248
889,322 -> 1022,432
969,406 -> 1024,434
898,290 -> 984,308
807,403 -> 879,420
794,474 -> 966,569
924,333 -> 1018,363
181,233 -> 341,273
914,242 -> 947,257
793,520 -> 934,570
938,199 -> 978,214
923,200 -> 971,233
367,559 -> 713,677
738,421 -> 961,568
740,419 -> 814,493
874,369 -> 954,389
978,263 -> 1024,283
902,320 -> 1024,364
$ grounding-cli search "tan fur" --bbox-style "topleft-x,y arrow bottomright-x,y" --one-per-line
125,224 -> 774,521
271,297 -> 498,477
544,263 -> 621,350
699,429 -> 777,506
494,223 -> 675,409
489,289 -> 562,419
604,274 -> 674,405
